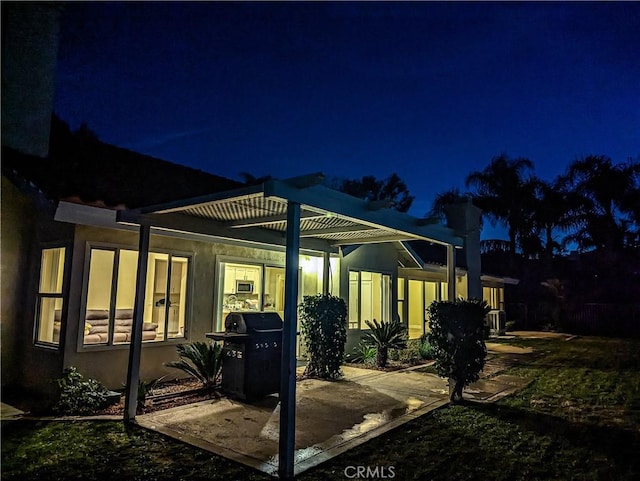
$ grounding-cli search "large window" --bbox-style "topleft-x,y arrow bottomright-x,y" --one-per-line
35,247 -> 66,345
217,255 -> 331,332
402,278 -> 446,339
483,286 -> 504,310
348,270 -> 391,330
83,247 -> 190,346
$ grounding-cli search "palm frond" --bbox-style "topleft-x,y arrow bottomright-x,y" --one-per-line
165,341 -> 223,387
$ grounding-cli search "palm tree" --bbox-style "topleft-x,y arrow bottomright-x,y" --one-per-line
427,188 -> 469,223
565,155 -> 640,252
527,176 -> 583,271
362,319 -> 407,368
465,154 -> 536,267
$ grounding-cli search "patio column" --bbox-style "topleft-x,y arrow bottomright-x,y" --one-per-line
124,223 -> 151,421
322,252 -> 330,295
447,244 -> 456,301
279,201 -> 300,480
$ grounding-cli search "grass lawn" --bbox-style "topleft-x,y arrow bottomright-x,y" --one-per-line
3,335 -> 640,480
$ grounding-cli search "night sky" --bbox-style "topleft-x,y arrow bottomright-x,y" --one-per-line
53,2 -> 640,238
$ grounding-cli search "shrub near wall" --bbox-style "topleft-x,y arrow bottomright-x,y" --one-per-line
427,299 -> 490,403
299,294 -> 347,380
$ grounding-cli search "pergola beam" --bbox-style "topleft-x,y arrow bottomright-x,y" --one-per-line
226,210 -> 324,228
299,224 -> 379,237
117,210 -> 336,253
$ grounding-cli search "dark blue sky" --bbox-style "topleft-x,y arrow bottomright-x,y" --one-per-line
54,2 -> 640,238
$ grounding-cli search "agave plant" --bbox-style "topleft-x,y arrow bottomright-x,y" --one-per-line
362,319 -> 407,368
165,341 -> 223,387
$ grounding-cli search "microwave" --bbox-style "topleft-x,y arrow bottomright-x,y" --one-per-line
236,280 -> 254,293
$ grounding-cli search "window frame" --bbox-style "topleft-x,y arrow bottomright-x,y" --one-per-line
78,242 -> 193,351
399,275 -> 449,339
347,268 -> 393,331
34,243 -> 71,350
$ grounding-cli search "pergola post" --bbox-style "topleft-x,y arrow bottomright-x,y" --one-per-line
124,223 -> 151,421
278,201 -> 300,480
322,251 -> 330,295
447,244 -> 456,301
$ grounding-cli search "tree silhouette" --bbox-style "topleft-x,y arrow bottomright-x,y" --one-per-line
465,154 -> 536,265
239,172 -> 273,185
339,173 -> 414,212
564,155 -> 640,252
426,187 -> 469,223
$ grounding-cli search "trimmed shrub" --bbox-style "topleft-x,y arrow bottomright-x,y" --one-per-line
426,299 -> 490,403
53,367 -> 111,415
299,294 -> 348,380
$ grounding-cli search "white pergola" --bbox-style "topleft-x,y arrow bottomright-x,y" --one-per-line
117,173 -> 463,480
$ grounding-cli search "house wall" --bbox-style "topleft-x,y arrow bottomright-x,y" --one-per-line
1,177 -> 37,388
63,225 -> 289,389
340,243 -> 398,353
1,177 -> 75,399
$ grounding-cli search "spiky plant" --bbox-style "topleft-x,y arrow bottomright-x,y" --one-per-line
165,341 -> 223,387
346,341 -> 377,365
362,319 -> 407,368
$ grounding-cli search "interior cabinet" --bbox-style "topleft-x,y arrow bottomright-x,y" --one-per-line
224,269 -> 236,293
223,265 -> 260,294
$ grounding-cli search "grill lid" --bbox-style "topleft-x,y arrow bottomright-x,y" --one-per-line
224,312 -> 283,333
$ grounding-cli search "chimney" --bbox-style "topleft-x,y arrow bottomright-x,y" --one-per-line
1,3 -> 63,157
444,197 -> 482,299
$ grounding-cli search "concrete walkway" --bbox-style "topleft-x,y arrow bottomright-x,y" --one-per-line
0,402 -> 24,421
137,354 -> 531,477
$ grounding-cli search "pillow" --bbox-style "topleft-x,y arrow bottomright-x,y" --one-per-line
114,325 -> 132,333
115,309 -> 134,319
84,322 -> 92,335
143,323 -> 158,331
115,319 -> 133,327
89,325 -> 109,334
85,309 -> 109,320
87,318 -> 109,327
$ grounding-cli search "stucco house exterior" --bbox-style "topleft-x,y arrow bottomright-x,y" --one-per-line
1,4 -> 516,408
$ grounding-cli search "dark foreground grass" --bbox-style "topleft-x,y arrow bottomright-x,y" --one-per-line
3,336 -> 640,481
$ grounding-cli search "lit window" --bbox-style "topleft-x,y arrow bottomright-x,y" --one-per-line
35,247 -> 66,345
83,247 -> 190,346
348,270 -> 391,330
483,286 -> 503,310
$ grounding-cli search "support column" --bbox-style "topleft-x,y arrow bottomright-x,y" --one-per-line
124,224 -> 151,421
322,252 -> 330,295
447,244 -> 456,301
279,201 -> 300,480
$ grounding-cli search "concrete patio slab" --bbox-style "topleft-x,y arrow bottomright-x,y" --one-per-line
137,360 -> 530,477
0,402 -> 24,421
